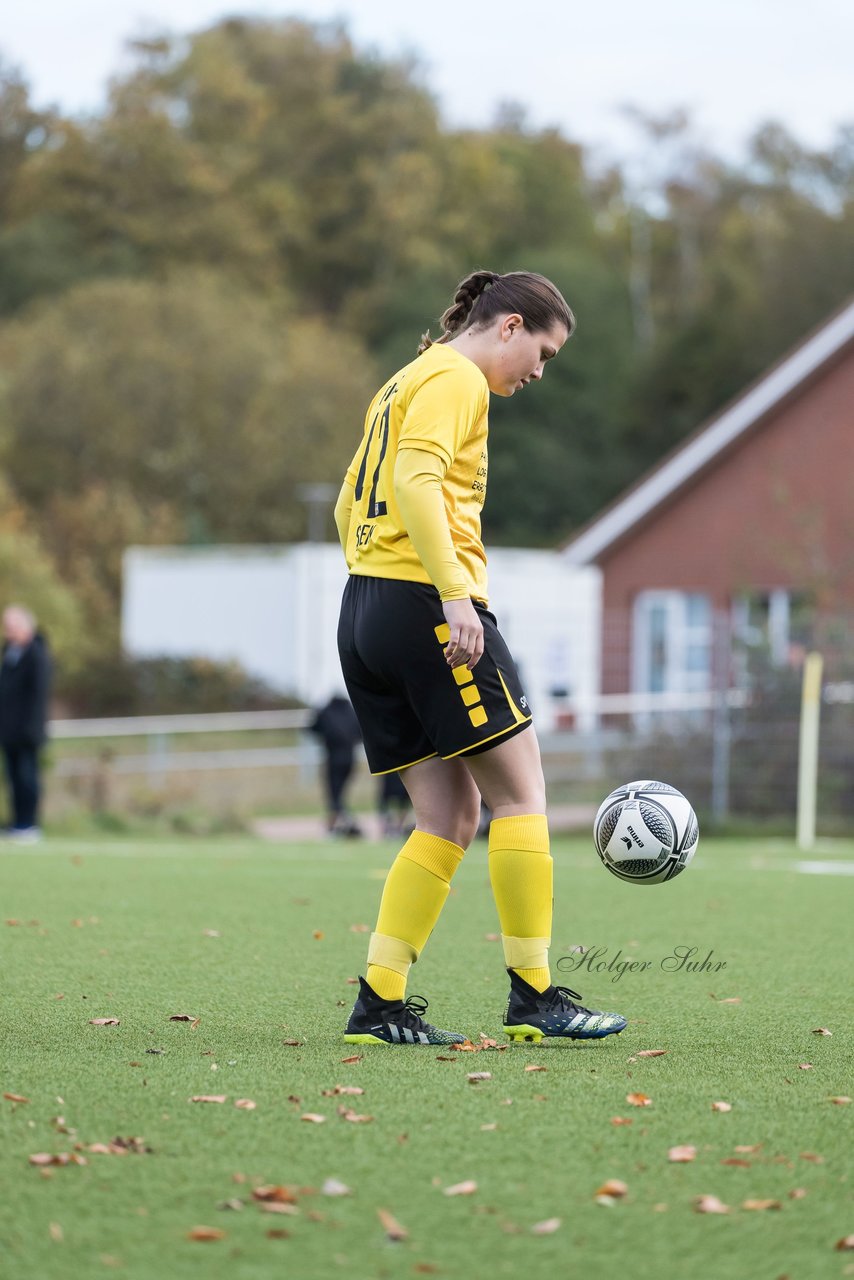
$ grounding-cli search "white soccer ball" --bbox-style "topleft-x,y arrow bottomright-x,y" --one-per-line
593,780 -> 699,885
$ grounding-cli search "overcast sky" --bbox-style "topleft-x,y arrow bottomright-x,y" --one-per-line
2,0 -> 852,163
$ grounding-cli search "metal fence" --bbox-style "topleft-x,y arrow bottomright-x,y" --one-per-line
44,614 -> 853,832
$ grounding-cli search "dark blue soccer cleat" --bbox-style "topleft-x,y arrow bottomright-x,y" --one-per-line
503,969 -> 627,1042
344,976 -> 466,1046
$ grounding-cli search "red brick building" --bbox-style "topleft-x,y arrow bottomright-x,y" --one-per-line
562,299 -> 854,696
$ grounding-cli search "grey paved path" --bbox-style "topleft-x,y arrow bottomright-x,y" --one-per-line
252,803 -> 596,843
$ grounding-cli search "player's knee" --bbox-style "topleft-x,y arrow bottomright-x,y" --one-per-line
455,795 -> 482,850
414,795 -> 480,849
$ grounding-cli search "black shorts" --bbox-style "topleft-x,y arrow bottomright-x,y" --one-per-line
337,576 -> 532,774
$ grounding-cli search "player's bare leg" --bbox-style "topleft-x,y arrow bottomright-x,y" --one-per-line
465,727 -> 627,1043
343,757 -> 479,1046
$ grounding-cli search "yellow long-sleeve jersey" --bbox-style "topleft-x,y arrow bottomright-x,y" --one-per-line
337,343 -> 490,603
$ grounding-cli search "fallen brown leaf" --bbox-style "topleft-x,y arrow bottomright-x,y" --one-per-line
734,1144 -> 762,1154
340,1055 -> 362,1064
480,1123 -> 498,1131
450,1040 -> 479,1052
282,1039 -> 303,1047
202,929 -> 221,937
189,1095 -> 226,1104
694,1195 -> 730,1214
266,1228 -> 290,1239
234,1099 -> 256,1110
835,1235 -> 854,1250
484,933 -> 500,941
349,923 -> 370,932
636,1050 -> 667,1058
338,1106 -> 373,1123
217,1198 -> 244,1212
798,1063 -> 814,1070
721,1158 -> 751,1167
711,1100 -> 732,1112
443,1180 -> 478,1197
49,1222 -> 63,1243
377,1208 -> 408,1241
312,931 -> 324,940
789,1187 -> 808,1200
718,998 -> 741,1004
467,1072 -> 492,1083
301,1113 -> 326,1124
812,1027 -> 833,1036
3,1092 -> 29,1103
259,1202 -> 299,1216
828,1096 -> 852,1105
436,1056 -> 457,1062
524,1065 -> 548,1073
109,1136 -> 150,1154
799,1151 -> 824,1163
742,1199 -> 781,1211
321,1178 -> 351,1197
595,1179 -> 628,1200
479,1034 -> 499,1048
252,1186 -> 298,1204
89,1018 -> 120,1027
530,1217 -> 561,1235
28,1152 -> 87,1167
321,1084 -> 364,1097
187,1226 -> 226,1241
626,1092 -> 652,1107
668,1145 -> 697,1163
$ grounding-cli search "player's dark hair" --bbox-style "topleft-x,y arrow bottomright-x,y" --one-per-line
418,270 -> 575,355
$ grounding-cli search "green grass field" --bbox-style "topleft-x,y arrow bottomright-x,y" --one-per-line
1,833 -> 852,1280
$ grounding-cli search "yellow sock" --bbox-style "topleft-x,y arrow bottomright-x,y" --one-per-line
488,814 -> 553,993
365,830 -> 464,1001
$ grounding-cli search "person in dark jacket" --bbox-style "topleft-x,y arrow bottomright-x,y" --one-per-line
377,770 -> 413,838
308,694 -> 363,837
0,605 -> 52,842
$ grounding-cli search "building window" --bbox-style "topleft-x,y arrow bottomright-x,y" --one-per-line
731,589 -> 805,667
632,591 -> 712,695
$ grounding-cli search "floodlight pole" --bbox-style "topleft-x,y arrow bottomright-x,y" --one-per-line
796,652 -> 823,851
296,483 -> 338,543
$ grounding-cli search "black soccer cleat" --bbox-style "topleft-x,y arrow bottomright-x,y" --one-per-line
343,976 -> 466,1046
503,969 -> 627,1042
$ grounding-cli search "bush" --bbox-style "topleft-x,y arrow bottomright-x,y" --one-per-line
59,653 -> 302,718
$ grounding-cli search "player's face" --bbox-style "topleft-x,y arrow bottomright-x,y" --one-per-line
488,316 -> 569,397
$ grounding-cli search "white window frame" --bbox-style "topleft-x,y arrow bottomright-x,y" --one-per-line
632,590 -> 713,696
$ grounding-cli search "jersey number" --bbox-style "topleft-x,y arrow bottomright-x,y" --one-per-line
354,395 -> 393,518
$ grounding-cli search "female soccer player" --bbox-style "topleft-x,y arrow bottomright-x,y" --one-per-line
334,269 -> 626,1046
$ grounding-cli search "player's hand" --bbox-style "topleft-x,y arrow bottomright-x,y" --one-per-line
442,598 -> 484,669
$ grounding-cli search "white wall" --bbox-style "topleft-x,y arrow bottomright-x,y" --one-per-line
487,549 -> 601,730
122,547 -> 301,692
122,544 -> 601,723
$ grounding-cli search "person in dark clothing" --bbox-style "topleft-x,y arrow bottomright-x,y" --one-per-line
0,605 -> 52,842
377,770 -> 413,838
308,694 -> 363,837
